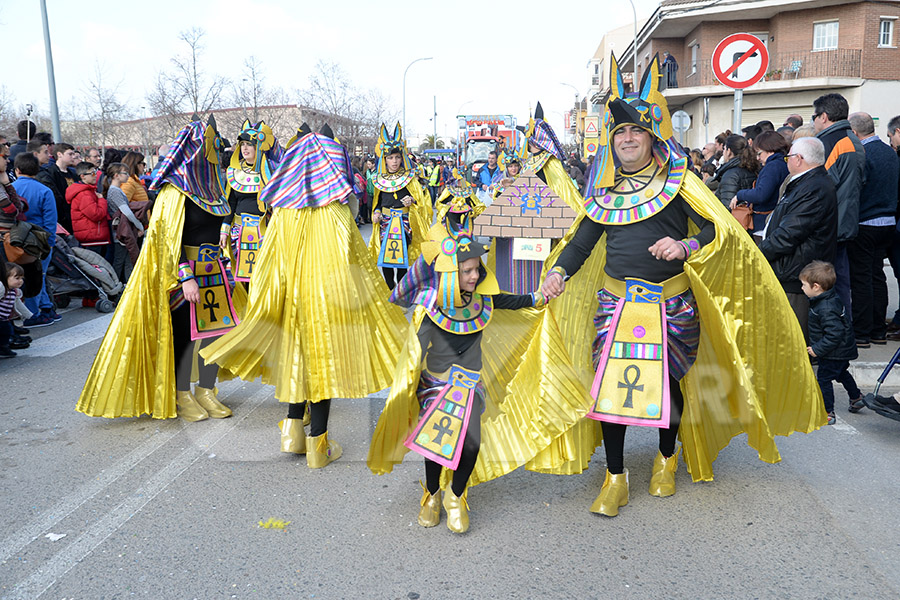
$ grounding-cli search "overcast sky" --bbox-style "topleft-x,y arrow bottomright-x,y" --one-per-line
2,0 -> 660,142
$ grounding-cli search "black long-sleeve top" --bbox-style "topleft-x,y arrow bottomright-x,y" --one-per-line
417,293 -> 535,374
179,198 -> 227,266
225,188 -> 264,226
555,194 -> 715,283
376,185 -> 412,210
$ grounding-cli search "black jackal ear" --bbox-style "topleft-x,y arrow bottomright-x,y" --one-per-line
534,101 -> 544,121
320,123 -> 335,139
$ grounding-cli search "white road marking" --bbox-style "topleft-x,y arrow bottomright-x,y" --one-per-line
24,313 -> 113,357
5,384 -> 270,600
832,416 -> 859,435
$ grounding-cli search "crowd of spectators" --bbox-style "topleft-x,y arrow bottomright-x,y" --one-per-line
0,121 -> 153,339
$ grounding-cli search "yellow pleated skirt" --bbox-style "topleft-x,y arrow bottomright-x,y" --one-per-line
201,201 -> 407,403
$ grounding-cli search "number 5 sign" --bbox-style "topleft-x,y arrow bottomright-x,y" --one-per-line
512,238 -> 551,261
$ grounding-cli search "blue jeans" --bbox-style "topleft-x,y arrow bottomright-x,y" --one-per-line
815,358 -> 860,413
24,248 -> 53,313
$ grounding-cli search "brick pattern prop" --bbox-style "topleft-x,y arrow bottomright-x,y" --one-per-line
473,171 -> 577,240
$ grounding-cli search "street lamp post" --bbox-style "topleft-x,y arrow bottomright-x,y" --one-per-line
402,57 -> 433,136
626,0 -> 639,77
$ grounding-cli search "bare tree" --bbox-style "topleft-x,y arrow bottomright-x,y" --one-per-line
229,56 -> 292,133
0,85 -> 15,124
146,27 -> 229,136
298,60 -> 398,155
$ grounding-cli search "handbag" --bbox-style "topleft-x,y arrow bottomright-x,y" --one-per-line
731,203 -> 754,230
2,230 -> 35,264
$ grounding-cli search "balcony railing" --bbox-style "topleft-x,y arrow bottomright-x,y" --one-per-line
661,48 -> 862,90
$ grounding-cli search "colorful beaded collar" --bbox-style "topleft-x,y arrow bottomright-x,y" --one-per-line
583,155 -> 687,225
523,150 -> 552,173
426,293 -> 493,335
374,170 -> 415,193
226,164 -> 263,194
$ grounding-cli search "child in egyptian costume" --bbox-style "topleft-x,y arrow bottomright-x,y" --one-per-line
367,202 -> 592,533
219,120 -> 282,285
201,124 -> 407,467
532,54 -> 824,516
491,130 -> 527,201
367,123 -> 432,290
434,168 -> 485,225
77,116 -> 241,422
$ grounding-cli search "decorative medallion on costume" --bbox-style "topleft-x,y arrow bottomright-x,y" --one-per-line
225,120 -> 282,282
368,123 -> 431,271
526,53 -> 824,484
77,116 -> 242,420
201,123 -> 407,464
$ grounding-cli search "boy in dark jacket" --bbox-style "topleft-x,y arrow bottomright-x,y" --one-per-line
801,261 -> 862,425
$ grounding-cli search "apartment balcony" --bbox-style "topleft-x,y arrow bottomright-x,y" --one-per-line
659,48 -> 863,104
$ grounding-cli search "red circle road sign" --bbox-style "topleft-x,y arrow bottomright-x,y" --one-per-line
711,33 -> 769,89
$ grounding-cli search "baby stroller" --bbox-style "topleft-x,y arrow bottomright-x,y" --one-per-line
861,345 -> 900,423
47,232 -> 122,314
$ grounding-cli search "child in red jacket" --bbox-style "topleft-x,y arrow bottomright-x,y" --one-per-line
65,161 -> 110,255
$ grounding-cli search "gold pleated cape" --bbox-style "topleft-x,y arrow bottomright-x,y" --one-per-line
367,302 -> 594,487
526,171 -> 825,481
76,186 -> 248,418
201,201 -> 406,403
367,178 -> 431,265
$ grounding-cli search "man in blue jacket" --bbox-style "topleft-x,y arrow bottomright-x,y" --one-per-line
11,153 -> 59,327
847,112 -> 899,347
813,93 -> 865,316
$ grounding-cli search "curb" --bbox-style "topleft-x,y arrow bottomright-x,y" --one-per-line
848,361 -> 899,390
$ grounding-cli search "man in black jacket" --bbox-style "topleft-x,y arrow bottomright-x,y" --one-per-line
34,142 -> 76,234
759,136 -> 837,340
813,93 -> 865,314
847,112 -> 898,346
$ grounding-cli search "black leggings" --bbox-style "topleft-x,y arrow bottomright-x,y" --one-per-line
424,413 -> 482,498
382,267 -> 407,291
171,303 -> 218,391
287,400 -> 330,437
601,375 -> 685,475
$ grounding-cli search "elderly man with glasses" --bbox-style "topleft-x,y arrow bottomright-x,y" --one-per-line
758,137 -> 838,340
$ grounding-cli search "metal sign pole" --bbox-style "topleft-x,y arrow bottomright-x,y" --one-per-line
732,88 -> 743,134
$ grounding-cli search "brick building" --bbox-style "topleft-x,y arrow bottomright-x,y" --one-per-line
605,0 -> 900,147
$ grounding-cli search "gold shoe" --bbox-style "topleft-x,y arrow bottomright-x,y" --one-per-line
417,482 -> 441,528
589,470 -> 629,517
306,432 -> 342,469
649,447 -> 680,497
278,419 -> 306,454
175,390 -> 208,422
442,488 -> 469,533
194,386 -> 232,418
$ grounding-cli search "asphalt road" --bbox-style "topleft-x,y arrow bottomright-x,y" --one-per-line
1,297 -> 899,600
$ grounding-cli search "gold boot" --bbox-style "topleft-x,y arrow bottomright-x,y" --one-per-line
589,470 -> 629,517
194,387 -> 232,418
176,390 -> 208,422
278,419 -> 306,454
649,447 -> 680,497
306,432 -> 342,468
417,482 -> 441,528
442,488 -> 469,533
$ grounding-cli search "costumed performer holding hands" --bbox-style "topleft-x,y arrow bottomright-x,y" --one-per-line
201,124 -> 407,466
538,54 -> 823,516
77,116 -> 239,422
368,123 -> 431,290
368,199 -> 592,533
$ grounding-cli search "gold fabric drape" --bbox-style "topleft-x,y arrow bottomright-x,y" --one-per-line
201,202 -> 406,403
